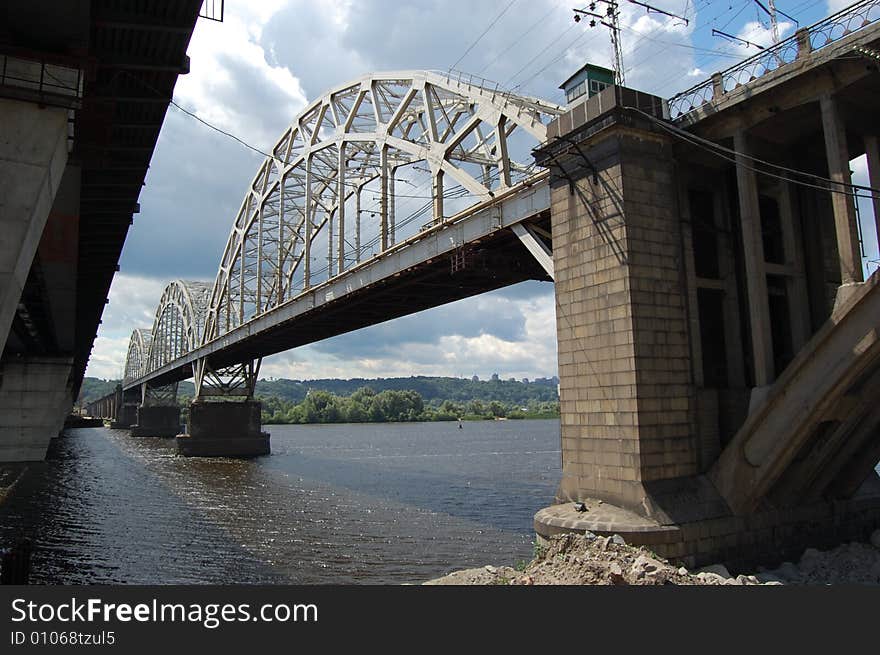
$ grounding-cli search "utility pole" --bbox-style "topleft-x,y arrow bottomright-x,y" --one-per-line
574,2 -> 625,86
573,1 -> 689,87
753,0 -> 799,44
768,0 -> 779,44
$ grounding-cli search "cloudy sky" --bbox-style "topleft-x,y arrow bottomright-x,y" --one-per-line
85,0 -> 875,381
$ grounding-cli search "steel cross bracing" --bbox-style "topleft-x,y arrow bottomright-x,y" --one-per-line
121,71 -> 563,394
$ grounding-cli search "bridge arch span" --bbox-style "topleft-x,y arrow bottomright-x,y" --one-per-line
123,328 -> 152,386
204,70 -> 563,342
146,280 -> 212,372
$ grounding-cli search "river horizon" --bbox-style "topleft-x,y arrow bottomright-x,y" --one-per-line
0,419 -> 561,584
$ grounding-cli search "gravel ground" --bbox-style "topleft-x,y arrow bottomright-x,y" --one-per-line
423,529 -> 880,585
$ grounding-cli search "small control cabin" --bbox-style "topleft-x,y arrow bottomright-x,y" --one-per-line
560,63 -> 615,106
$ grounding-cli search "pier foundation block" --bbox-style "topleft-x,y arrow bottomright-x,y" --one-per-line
176,400 -> 269,457
131,405 -> 180,438
109,403 -> 137,429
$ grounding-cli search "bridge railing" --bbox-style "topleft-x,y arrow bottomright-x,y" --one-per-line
0,52 -> 84,110
668,0 -> 880,120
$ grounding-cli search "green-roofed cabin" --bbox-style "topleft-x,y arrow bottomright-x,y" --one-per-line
559,63 -> 615,106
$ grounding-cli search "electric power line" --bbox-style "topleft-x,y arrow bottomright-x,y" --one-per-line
627,105 -> 880,200
449,0 -> 520,72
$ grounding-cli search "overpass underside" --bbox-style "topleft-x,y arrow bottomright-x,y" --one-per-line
134,214 -> 552,389
0,1 -> 201,460
534,19 -> 880,568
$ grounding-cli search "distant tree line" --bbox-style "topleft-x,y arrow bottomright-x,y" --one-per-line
77,375 -> 560,424
257,387 -> 559,424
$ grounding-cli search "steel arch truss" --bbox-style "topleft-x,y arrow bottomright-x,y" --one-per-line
123,328 -> 152,386
204,71 -> 564,342
145,280 -> 212,373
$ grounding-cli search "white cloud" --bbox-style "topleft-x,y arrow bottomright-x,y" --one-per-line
85,274 -> 169,379
174,3 -> 308,149
827,0 -> 853,12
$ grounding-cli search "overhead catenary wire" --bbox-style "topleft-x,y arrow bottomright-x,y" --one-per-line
449,0 -> 520,72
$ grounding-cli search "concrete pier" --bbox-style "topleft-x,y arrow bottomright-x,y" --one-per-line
131,405 -> 181,438
532,80 -> 880,568
176,401 -> 269,457
0,356 -> 73,461
109,403 -> 137,430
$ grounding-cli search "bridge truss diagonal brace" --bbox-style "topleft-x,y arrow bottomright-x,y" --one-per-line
141,382 -> 178,407
511,223 -> 554,280
193,358 -> 262,401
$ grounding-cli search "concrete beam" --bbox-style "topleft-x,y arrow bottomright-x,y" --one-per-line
0,98 -> 69,353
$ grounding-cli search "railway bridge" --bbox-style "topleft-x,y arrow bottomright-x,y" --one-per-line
73,1 -> 880,565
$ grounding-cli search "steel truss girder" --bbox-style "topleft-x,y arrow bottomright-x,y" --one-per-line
142,382 -> 178,406
204,71 -> 563,346
193,358 -> 261,400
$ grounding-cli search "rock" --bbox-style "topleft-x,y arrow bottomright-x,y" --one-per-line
608,561 -> 625,583
611,534 -> 626,546
763,580 -> 784,586
596,536 -> 610,552
631,554 -> 663,577
518,575 -> 534,585
484,565 -> 497,574
573,502 -> 588,513
677,566 -> 689,576
583,530 -> 597,540
698,563 -> 732,579
736,574 -> 759,585
696,571 -> 726,585
870,529 -> 880,549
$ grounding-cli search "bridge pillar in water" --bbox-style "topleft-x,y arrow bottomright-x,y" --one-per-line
132,406 -> 180,438
176,360 -> 269,457
109,387 -> 139,429
533,86 -> 880,568
177,401 -> 268,457
132,383 -> 180,437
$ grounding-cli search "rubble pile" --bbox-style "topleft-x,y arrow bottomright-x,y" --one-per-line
423,529 -> 880,585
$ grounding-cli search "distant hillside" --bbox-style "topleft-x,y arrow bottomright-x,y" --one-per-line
77,378 -> 121,406
254,375 -> 559,406
77,375 -> 558,407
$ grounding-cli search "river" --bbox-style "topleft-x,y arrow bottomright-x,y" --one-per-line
0,420 -> 561,584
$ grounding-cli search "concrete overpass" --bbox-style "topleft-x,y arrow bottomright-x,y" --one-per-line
0,0 -> 203,459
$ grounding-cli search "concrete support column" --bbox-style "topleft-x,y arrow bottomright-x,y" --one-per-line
0,99 -> 69,352
132,405 -> 181,438
542,108 -> 708,521
177,401 -> 269,457
820,93 -> 863,289
864,134 -> 880,251
109,388 -> 139,429
734,131 -> 774,388
0,356 -> 73,461
779,182 -> 811,352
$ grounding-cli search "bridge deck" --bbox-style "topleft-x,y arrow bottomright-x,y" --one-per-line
124,174 -> 551,389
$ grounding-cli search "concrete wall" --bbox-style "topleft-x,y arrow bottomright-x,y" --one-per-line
0,98 -> 69,352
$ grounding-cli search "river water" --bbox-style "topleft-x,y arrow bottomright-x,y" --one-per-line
0,420 -> 561,584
